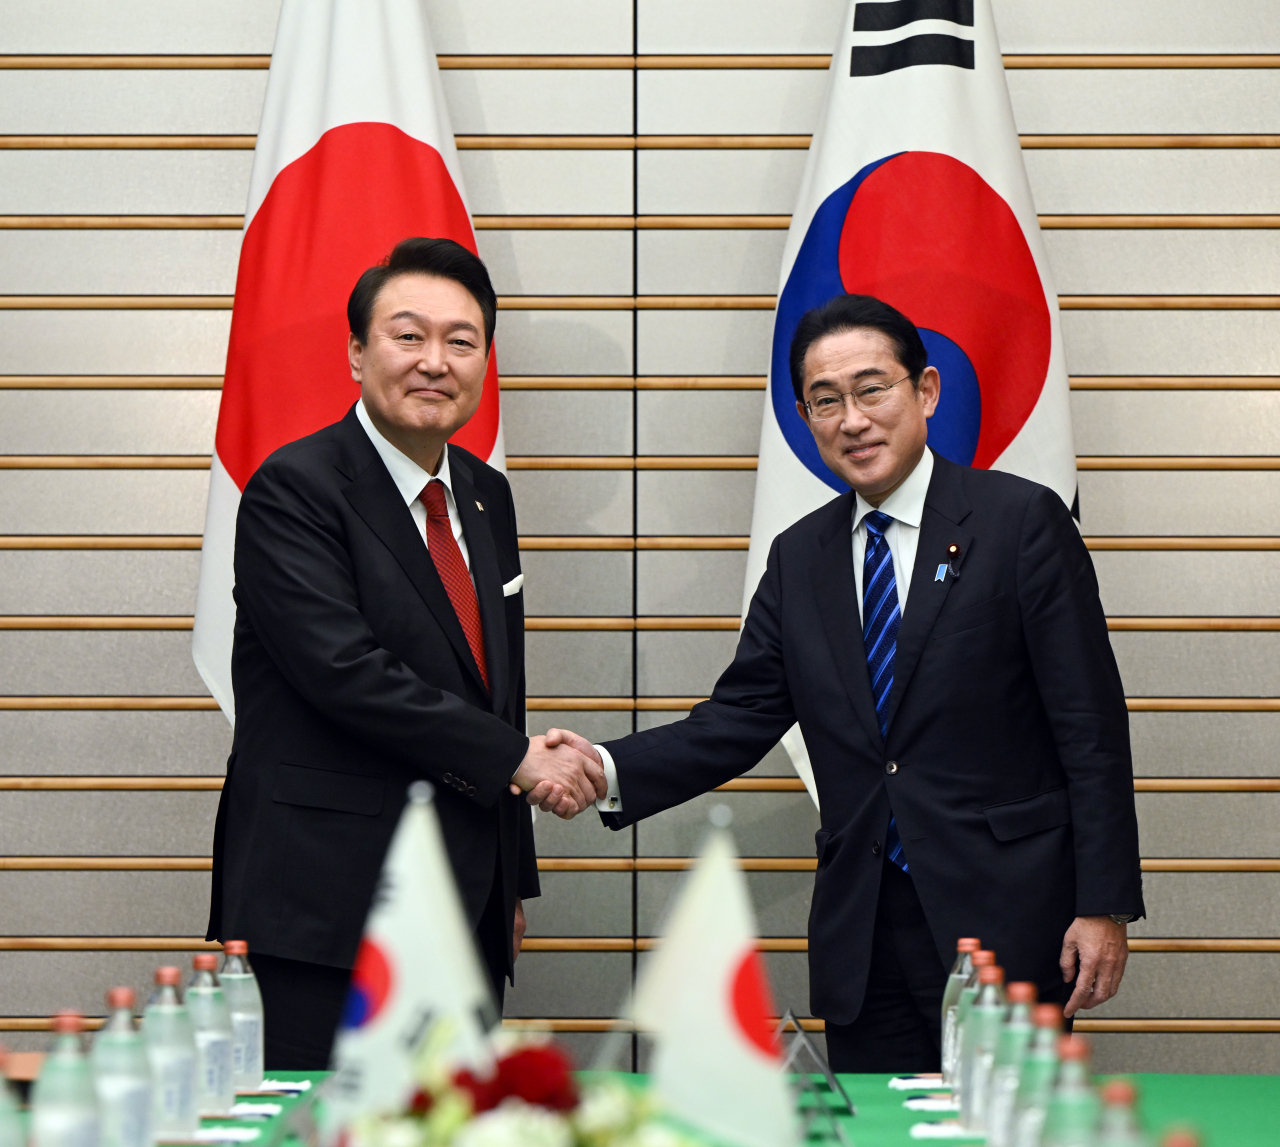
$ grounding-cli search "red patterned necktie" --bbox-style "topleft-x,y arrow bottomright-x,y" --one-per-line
420,479 -> 489,692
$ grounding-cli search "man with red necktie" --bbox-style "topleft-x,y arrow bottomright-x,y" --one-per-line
207,237 -> 605,1069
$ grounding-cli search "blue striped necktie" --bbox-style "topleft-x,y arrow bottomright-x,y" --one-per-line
863,510 -> 909,873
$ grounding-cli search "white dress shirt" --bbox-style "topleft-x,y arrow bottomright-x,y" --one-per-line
354,398 -> 472,580
594,449 -> 936,814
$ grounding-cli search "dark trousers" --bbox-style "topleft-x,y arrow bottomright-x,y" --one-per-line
824,861 -> 949,1074
256,879 -> 513,1070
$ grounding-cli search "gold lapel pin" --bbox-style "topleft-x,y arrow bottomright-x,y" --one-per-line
476,501 -> 484,512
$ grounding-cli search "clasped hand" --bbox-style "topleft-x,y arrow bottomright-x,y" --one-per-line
509,730 -> 604,819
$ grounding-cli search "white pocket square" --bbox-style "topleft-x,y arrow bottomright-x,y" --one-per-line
502,574 -> 524,597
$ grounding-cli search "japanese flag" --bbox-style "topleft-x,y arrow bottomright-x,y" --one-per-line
632,829 -> 798,1147
192,0 -> 502,719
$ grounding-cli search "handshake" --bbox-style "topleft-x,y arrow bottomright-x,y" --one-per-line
508,728 -> 605,819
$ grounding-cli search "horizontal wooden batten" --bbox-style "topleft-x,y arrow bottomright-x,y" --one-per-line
1107,618 -> 1280,631
536,857 -> 1280,874
1085,537 -> 1280,551
502,376 -> 767,390
1133,779 -> 1280,792
506,456 -> 758,470
1142,859 -> 1280,871
0,777 -> 221,791
0,456 -> 209,470
1127,699 -> 1280,712
0,857 -> 211,870
1074,1019 -> 1280,1033
522,937 -> 1280,954
518,536 -> 749,550
0,697 -> 218,711
0,616 -> 192,631
524,616 -> 739,631
0,536 -> 202,550
1078,457 -> 1280,470
0,375 -> 223,389
0,938 -> 218,951
1072,377 -> 1280,389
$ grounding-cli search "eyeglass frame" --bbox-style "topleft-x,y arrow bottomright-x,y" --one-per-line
802,374 -> 915,420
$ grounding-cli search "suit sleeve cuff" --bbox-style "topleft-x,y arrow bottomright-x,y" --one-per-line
594,743 -> 622,812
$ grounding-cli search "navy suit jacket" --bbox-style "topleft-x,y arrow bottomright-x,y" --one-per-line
601,452 -> 1144,1024
207,405 -> 536,978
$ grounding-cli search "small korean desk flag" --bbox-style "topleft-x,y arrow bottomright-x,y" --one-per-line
745,0 -> 1076,802
193,0 -> 503,720
323,783 -> 496,1132
631,828 -> 798,1147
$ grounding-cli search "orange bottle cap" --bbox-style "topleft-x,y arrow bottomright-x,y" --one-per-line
52,1010 -> 83,1034
1102,1079 -> 1137,1106
106,987 -> 135,1010
972,950 -> 996,967
224,940 -> 249,956
979,965 -> 1005,985
1058,1034 -> 1090,1060
1033,1003 -> 1064,1029
1161,1130 -> 1201,1147
155,966 -> 181,986
193,954 -> 218,971
956,938 -> 981,953
1007,981 -> 1037,1004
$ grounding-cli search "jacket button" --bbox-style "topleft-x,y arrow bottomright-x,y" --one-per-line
885,760 -> 899,775
872,840 -> 882,856
455,778 -> 466,790
443,772 -> 454,784
466,785 -> 477,797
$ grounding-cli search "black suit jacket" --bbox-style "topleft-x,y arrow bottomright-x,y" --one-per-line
601,452 -> 1144,1023
206,404 -> 536,979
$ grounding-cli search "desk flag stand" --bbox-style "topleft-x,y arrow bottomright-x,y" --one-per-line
775,1010 -> 855,1144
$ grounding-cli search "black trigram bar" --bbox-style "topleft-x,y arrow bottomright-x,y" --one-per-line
850,33 -> 975,76
854,0 -> 974,33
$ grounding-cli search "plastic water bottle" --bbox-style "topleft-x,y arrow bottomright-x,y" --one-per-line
91,988 -> 152,1147
985,981 -> 1037,1147
1097,1078 -> 1146,1147
1041,1034 -> 1100,1147
32,1011 -> 100,1147
959,964 -> 1008,1132
1011,1003 -> 1063,1147
220,941 -> 265,1091
144,966 -> 199,1137
940,937 -> 981,1088
950,949 -> 995,1099
0,1047 -> 24,1147
188,954 -> 235,1115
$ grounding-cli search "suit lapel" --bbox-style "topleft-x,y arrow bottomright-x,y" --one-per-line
450,449 -> 510,716
338,419 -> 489,698
884,454 -> 973,730
811,493 -> 884,749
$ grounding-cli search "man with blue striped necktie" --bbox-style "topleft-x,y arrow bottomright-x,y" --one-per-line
549,294 -> 1143,1074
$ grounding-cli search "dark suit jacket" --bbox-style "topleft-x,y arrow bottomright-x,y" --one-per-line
206,404 -> 537,980
601,452 -> 1144,1023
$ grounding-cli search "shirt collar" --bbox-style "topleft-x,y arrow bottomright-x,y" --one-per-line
354,398 -> 454,507
852,448 -> 934,532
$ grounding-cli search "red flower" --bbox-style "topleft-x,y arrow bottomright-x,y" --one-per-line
408,1089 -> 434,1116
452,1044 -> 579,1114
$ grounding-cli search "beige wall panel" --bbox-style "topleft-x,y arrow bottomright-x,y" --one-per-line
457,152 -> 633,216
441,70 -> 632,135
0,392 -> 217,455
0,551 -> 200,615
0,231 -> 244,296
525,710 -> 634,743
519,871 -> 632,938
1007,70 -> 1280,135
636,311 -> 773,375
637,790 -> 819,856
1078,472 -> 1280,537
1110,631 -> 1280,696
1090,1033 -> 1280,1076
761,952 -> 810,1016
1024,150 -> 1280,216
0,472 -> 209,534
477,231 -> 632,297
635,471 -> 756,536
1094,552 -> 1280,617
637,0 -> 845,54
525,630 -> 633,696
1129,712 -> 1280,778
637,70 -> 826,135
496,311 -> 633,375
502,951 -> 630,1018
1094,953 -> 1280,1018
636,550 -> 749,616
0,871 -> 211,935
0,0 -> 282,53
636,390 -> 764,456
501,390 -> 632,457
0,312 -> 231,376
1072,391 -> 1280,457
0,153 -> 254,215
426,0 -> 634,54
636,629 -> 738,695
0,951 -> 222,1020
637,230 -> 787,296
508,471 -> 632,535
0,791 -> 217,855
0,631 -> 206,695
1062,311 -> 1280,377
1132,873 -> 1280,938
0,711 -> 230,776
530,804 -> 632,858
520,551 -> 633,617
636,150 -> 808,216
1136,793 -> 1280,857
0,71 -> 268,135
639,870 -> 812,937
1045,231 -> 1280,296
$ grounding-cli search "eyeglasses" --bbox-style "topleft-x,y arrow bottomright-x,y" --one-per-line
803,375 -> 911,420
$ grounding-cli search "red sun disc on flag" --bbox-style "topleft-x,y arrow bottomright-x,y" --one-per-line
216,121 -> 501,491
730,949 -> 780,1060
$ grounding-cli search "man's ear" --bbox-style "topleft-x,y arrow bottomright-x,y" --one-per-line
918,366 -> 941,418
348,332 -> 364,384
795,399 -> 811,428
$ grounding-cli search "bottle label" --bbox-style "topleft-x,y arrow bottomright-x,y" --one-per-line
33,1110 -> 98,1147
97,1079 -> 151,1147
151,1051 -> 197,1133
195,1032 -> 234,1111
231,1014 -> 263,1079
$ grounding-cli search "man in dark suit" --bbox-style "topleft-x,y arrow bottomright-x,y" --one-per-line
207,237 -> 605,1070
550,294 -> 1144,1072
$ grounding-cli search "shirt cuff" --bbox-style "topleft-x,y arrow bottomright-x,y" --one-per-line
594,743 -> 622,812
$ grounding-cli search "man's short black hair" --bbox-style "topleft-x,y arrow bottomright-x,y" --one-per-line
789,294 -> 928,402
347,237 -> 497,351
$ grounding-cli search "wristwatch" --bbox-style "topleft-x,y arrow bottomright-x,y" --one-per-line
1109,914 -> 1135,925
